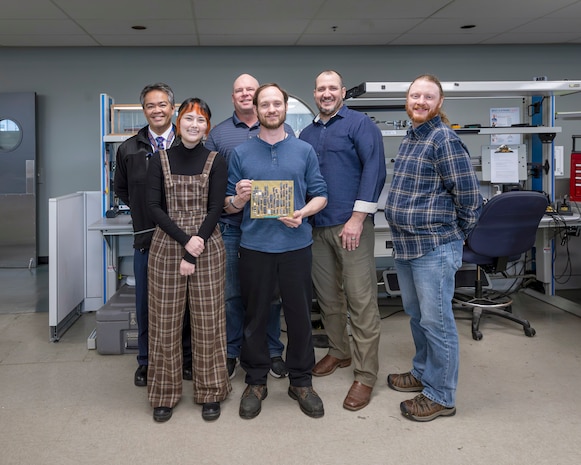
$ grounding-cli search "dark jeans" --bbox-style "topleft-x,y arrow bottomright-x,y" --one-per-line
219,222 -> 284,359
239,246 -> 314,387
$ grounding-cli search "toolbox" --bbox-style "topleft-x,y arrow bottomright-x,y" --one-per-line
96,285 -> 138,355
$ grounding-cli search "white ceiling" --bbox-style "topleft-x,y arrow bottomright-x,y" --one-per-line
1,0 -> 581,47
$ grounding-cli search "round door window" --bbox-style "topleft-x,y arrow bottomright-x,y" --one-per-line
287,95 -> 315,137
0,119 -> 23,152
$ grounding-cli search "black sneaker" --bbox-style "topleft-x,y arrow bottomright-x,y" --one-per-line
288,386 -> 324,418
269,356 -> 288,378
239,384 -> 268,419
227,357 -> 237,379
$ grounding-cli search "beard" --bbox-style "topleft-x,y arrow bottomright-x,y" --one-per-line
317,98 -> 342,117
258,111 -> 287,130
406,103 -> 440,126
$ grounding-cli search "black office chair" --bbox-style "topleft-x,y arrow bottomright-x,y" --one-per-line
453,191 -> 548,340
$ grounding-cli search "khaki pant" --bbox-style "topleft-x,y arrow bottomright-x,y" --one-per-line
312,217 -> 381,387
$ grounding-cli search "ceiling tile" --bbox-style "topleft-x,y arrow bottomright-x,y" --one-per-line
297,33 -> 400,46
482,32 -> 581,44
95,34 -> 199,46
52,0 -> 194,19
0,34 -> 97,46
1,0 -> 580,47
313,0 -> 452,19
303,19 -> 422,35
199,34 -> 299,46
193,0 -> 325,19
196,19 -> 309,34
432,0 -> 578,18
390,32 -> 498,45
78,20 -> 196,35
0,19 -> 86,35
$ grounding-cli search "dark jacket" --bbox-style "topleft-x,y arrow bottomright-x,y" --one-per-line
114,125 -> 180,250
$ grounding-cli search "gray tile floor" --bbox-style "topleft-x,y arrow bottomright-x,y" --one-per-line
1,266 -> 581,465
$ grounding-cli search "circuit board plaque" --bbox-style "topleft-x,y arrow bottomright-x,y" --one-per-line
250,180 -> 294,218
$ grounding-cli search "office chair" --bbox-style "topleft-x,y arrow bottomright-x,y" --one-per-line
453,191 -> 548,341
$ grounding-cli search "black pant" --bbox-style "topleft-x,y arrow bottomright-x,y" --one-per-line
239,246 -> 314,386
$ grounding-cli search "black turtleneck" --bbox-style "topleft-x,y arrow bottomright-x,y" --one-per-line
147,142 -> 227,263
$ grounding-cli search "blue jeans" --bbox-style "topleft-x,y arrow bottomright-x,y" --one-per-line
394,240 -> 463,407
219,222 -> 284,360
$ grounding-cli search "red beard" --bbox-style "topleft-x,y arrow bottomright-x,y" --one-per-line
407,103 -> 440,126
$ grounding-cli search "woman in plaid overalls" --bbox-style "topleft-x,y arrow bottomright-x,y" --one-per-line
146,98 -> 231,422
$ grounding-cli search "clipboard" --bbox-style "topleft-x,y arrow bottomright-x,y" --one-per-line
495,144 -> 513,153
481,144 -> 527,182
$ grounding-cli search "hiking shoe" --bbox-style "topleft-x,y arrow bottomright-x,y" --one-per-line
387,372 -> 424,392
400,394 -> 456,422
239,384 -> 267,419
227,357 -> 237,379
288,386 -> 324,418
269,356 -> 288,378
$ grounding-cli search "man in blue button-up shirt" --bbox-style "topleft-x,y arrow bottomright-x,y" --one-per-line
300,70 -> 386,412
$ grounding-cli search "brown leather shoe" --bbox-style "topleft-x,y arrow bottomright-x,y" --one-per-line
343,381 -> 372,411
312,354 -> 352,377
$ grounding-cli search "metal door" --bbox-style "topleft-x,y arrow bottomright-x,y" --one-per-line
0,92 -> 37,267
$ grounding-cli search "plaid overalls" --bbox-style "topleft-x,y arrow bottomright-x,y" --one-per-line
148,149 -> 231,407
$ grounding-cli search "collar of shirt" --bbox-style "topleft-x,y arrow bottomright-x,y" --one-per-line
232,111 -> 260,130
148,126 -> 175,148
409,115 -> 441,138
314,104 -> 346,125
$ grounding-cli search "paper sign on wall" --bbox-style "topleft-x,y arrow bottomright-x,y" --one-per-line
490,107 -> 522,145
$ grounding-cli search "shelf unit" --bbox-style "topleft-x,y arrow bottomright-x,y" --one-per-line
346,80 -> 581,199
379,126 -> 561,138
346,80 -> 581,100
98,94 -> 145,301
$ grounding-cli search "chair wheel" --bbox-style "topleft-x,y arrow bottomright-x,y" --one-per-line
524,327 -> 536,337
472,330 -> 483,341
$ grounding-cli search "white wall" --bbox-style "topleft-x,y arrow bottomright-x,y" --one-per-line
1,44 -> 580,257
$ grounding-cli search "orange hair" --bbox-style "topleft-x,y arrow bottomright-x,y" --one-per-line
176,98 -> 212,136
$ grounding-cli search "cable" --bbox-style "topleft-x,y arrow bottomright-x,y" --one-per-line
541,208 -> 579,284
